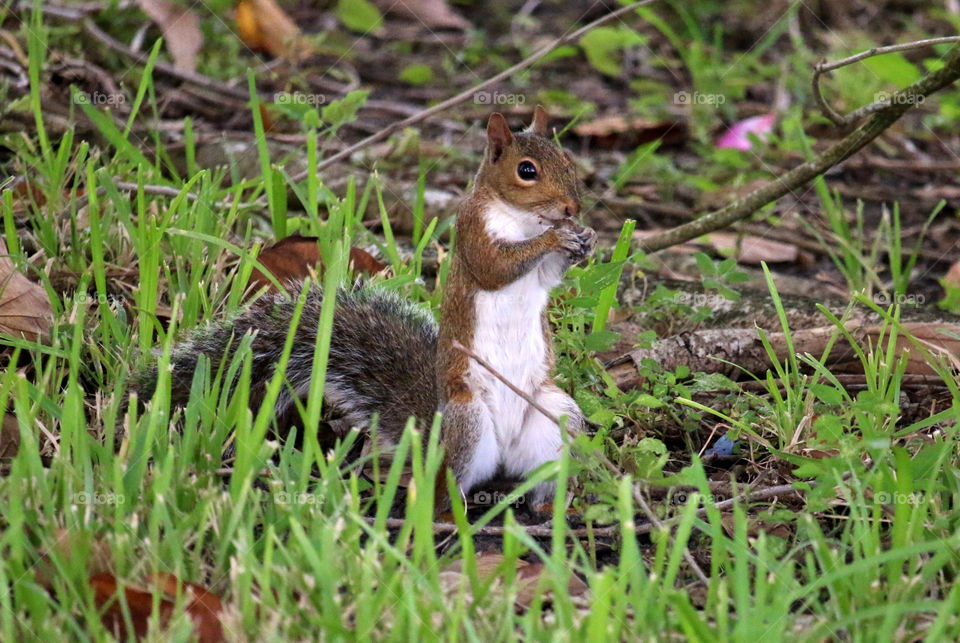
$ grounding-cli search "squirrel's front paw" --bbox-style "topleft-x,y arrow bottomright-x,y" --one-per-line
556,225 -> 597,264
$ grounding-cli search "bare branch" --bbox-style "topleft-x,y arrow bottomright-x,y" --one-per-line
812,36 -> 960,127
638,44 -> 960,254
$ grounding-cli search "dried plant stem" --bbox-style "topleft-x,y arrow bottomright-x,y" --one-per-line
452,340 -> 711,586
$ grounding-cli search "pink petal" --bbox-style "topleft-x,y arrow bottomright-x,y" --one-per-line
715,113 -> 777,151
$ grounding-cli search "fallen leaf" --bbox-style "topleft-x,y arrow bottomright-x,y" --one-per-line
92,572 -> 224,642
150,572 -> 226,643
870,322 -> 960,375
137,0 -> 203,73
235,0 -> 262,49
715,113 -> 777,151
90,573 -> 159,640
35,531 -> 225,641
375,0 -> 470,29
0,237 -> 52,342
708,232 -> 799,264
235,0 -> 310,59
632,229 -> 804,265
573,115 -> 686,149
349,247 -> 388,275
248,236 -> 387,295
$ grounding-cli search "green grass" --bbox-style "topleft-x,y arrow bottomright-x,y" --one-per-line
2,2 -> 960,640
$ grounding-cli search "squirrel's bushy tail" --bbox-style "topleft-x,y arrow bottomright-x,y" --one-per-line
131,284 -> 439,442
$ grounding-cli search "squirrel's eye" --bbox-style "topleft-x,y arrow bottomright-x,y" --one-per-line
517,160 -> 538,182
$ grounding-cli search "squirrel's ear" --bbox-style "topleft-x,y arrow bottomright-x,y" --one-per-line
486,112 -> 513,162
530,105 -> 549,136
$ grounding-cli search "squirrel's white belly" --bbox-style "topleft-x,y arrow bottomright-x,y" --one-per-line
472,269 -> 550,449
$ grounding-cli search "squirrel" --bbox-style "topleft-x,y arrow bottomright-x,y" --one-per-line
132,106 -> 596,508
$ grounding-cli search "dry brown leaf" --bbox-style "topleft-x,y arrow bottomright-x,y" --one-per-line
92,572 -> 225,642
235,0 -> 262,49
633,230 -> 803,264
375,0 -> 470,29
37,532 -> 224,641
442,552 -> 588,610
708,232 -> 800,264
150,572 -> 226,643
573,115 -> 686,149
235,0 -> 310,59
868,322 -> 960,375
0,237 -> 52,342
137,0 -> 203,73
248,235 -> 387,296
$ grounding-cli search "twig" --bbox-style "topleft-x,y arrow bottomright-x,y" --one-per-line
452,340 -> 711,585
290,0 -> 659,181
451,340 -> 565,429
637,44 -> 960,254
81,17 -> 251,100
812,37 -> 960,126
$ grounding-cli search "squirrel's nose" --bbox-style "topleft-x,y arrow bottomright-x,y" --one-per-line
563,198 -> 581,217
